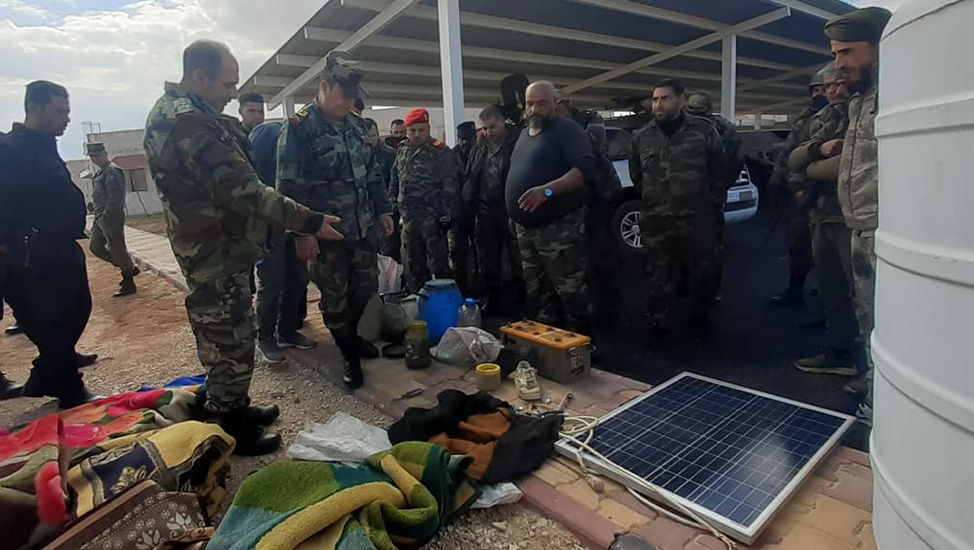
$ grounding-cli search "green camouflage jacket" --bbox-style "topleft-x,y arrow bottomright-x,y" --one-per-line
770,105 -> 820,191
790,102 -> 850,223
143,82 -> 323,287
838,65 -> 879,232
629,114 -> 729,216
389,139 -> 460,220
697,113 -> 744,185
91,163 -> 126,216
277,104 -> 391,241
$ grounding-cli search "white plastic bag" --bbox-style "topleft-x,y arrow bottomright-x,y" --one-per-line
471,482 -> 523,509
377,254 -> 403,295
432,327 -> 503,365
287,412 -> 391,464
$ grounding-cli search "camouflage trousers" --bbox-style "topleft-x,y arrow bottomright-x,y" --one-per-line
185,270 -> 255,412
312,233 -> 378,340
448,221 -> 480,296
851,229 -> 877,406
515,208 -> 591,332
812,221 -> 859,351
642,213 -> 718,334
90,212 -> 135,276
402,218 -> 450,293
706,205 -> 725,303
476,202 -> 522,292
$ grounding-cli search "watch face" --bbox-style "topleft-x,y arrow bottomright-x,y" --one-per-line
544,188 -> 554,197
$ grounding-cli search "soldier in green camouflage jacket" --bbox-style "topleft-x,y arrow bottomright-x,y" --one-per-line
388,108 -> 460,293
629,79 -> 728,340
788,67 -> 863,379
766,67 -> 830,307
144,40 -> 341,455
86,142 -> 138,297
277,51 -> 395,390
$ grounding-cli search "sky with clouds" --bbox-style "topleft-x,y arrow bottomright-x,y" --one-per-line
0,0 -> 904,159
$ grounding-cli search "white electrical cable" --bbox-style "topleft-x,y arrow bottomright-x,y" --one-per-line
559,415 -> 737,550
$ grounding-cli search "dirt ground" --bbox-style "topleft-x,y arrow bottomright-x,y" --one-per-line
0,246 -> 585,550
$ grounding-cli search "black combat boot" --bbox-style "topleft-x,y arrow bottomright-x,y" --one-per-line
114,276 -> 137,297
77,352 -> 99,368
245,404 -> 281,427
57,388 -> 104,410
0,371 -> 24,400
219,407 -> 282,456
336,338 -> 364,389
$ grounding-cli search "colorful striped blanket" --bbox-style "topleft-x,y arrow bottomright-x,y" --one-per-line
208,442 -> 480,550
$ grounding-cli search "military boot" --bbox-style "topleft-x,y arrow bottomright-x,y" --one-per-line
219,407 -> 282,456
245,404 -> 281,427
114,276 -> 137,297
57,388 -> 104,410
336,338 -> 364,389
0,372 -> 24,400
77,352 -> 99,368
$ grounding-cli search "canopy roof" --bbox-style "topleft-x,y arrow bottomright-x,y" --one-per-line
242,0 -> 853,114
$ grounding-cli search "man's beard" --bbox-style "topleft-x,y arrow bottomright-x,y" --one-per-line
654,110 -> 677,122
528,115 -> 548,130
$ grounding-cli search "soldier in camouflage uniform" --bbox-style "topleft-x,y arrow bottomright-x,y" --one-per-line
388,108 -> 459,293
365,117 -> 401,262
86,142 -> 139,297
449,121 -> 480,296
826,7 -> 893,415
630,79 -> 729,339
787,67 -> 864,378
685,92 -> 744,304
767,68 -> 830,307
277,52 -> 395,390
144,40 -> 342,455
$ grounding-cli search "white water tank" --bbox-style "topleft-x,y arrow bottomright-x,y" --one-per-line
873,1 -> 974,549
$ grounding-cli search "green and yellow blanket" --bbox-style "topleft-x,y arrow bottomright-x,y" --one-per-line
208,442 -> 480,550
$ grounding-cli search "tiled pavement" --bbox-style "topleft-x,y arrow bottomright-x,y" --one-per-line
119,223 -> 877,550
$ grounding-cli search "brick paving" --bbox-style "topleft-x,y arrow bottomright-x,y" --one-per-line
120,223 -> 877,550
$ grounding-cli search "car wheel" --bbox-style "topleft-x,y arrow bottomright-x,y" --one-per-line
612,199 -> 643,256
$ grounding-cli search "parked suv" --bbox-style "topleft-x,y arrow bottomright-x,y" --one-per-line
606,127 -> 759,255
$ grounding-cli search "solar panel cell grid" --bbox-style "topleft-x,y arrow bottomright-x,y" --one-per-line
586,375 -> 848,529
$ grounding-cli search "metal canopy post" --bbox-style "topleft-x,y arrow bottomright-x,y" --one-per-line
437,0 -> 465,147
721,35 -> 737,122
284,96 -> 296,118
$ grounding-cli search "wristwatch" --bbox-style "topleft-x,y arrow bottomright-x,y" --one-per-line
543,187 -> 554,198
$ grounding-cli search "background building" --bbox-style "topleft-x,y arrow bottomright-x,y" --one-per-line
69,128 -> 164,215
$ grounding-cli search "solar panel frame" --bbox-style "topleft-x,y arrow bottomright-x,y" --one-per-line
554,372 -> 856,545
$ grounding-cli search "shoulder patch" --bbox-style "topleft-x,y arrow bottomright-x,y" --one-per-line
173,98 -> 195,116
431,138 -> 447,149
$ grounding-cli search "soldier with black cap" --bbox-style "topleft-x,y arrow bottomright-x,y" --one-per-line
87,142 -> 139,297
450,121 -> 479,295
767,65 -> 831,308
823,6 -> 893,415
277,51 -> 395,390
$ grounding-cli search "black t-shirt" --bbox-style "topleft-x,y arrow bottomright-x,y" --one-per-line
505,117 -> 594,227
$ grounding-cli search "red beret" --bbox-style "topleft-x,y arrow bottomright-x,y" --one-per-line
404,108 -> 430,127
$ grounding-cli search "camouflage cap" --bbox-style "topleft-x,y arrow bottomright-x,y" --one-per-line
824,7 -> 893,43
323,50 -> 365,98
85,142 -> 106,155
686,92 -> 713,115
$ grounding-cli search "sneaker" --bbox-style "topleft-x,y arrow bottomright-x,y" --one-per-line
278,332 -> 316,351
843,377 -> 870,396
257,339 -> 285,363
514,361 -> 542,401
4,324 -> 24,336
794,351 -> 859,376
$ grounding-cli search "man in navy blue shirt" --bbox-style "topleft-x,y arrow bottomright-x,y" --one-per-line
0,81 -> 99,408
506,81 -> 594,332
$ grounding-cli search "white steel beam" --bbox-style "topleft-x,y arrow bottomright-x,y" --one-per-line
284,96 -> 296,118
560,8 -> 790,95
721,35 -> 737,121
268,0 -> 421,109
569,0 -> 829,56
761,0 -> 841,20
437,0 -> 464,147
348,0 -> 802,73
738,62 -> 823,93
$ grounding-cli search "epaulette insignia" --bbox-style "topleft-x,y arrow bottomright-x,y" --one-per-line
431,139 -> 446,149
173,98 -> 195,116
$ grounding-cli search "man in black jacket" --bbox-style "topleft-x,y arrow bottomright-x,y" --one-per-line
0,81 -> 99,408
464,106 -> 522,315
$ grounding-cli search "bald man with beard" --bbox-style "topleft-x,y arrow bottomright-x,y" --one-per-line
506,81 -> 594,333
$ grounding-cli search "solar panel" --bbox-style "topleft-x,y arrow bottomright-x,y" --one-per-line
555,373 -> 855,545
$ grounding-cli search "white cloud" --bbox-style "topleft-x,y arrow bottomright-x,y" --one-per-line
0,0 -> 322,158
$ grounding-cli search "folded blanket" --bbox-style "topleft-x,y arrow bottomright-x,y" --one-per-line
208,442 -> 480,550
